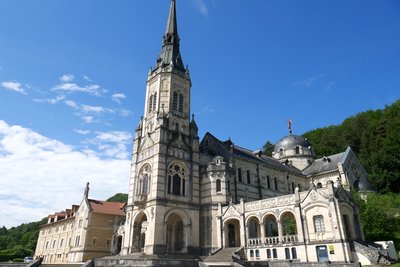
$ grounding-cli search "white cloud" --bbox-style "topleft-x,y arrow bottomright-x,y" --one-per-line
60,74 -> 75,82
118,108 -> 133,117
83,75 -> 92,82
64,99 -> 79,109
1,81 -> 27,95
0,120 -> 130,228
84,131 -> 132,160
81,116 -> 96,124
293,74 -> 326,87
64,100 -> 114,114
74,129 -> 90,135
191,0 -> 208,16
111,93 -> 126,104
33,95 -> 65,104
81,104 -> 114,114
52,82 -> 105,96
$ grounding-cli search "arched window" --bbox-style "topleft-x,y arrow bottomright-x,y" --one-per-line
295,146 -> 300,155
247,170 -> 251,184
273,248 -> 277,258
179,94 -> 183,112
153,92 -> 157,111
173,92 -> 178,111
274,177 -> 278,191
267,175 -> 271,189
238,168 -> 242,183
279,148 -> 284,157
291,182 -> 295,193
313,215 -> 325,233
172,174 -> 181,195
285,248 -> 290,259
291,247 -> 297,259
149,95 -> 153,112
138,164 -> 151,196
167,163 -> 186,196
142,174 -> 149,194
317,182 -> 322,188
216,179 -> 221,192
267,249 -> 271,258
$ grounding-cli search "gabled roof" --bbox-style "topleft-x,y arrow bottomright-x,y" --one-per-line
302,152 -> 345,176
88,199 -> 125,216
233,145 -> 304,175
200,132 -> 304,175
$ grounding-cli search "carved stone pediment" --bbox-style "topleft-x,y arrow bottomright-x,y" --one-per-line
169,133 -> 190,150
221,203 -> 242,220
301,188 -> 329,204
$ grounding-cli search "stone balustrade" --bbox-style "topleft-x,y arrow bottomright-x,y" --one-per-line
247,235 -> 298,247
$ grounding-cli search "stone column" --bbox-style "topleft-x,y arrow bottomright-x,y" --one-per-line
259,222 -> 265,242
277,220 -> 283,243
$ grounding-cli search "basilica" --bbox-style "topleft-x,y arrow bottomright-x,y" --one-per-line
34,0 -> 390,266
117,0 -> 380,265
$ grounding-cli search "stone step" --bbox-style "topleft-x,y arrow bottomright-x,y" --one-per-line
202,247 -> 239,264
41,264 -> 84,266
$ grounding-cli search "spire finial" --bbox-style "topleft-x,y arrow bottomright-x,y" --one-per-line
84,182 -> 90,199
165,0 -> 178,35
288,119 -> 293,135
155,0 -> 185,71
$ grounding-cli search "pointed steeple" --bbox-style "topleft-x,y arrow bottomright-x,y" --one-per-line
165,0 -> 178,35
155,0 -> 185,71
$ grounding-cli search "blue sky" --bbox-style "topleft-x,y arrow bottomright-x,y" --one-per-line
0,0 -> 399,227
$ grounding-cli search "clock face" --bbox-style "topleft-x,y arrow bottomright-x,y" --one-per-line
351,164 -> 360,179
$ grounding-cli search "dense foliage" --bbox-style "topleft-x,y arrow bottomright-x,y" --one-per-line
303,100 -> 400,193
106,193 -> 128,203
353,192 -> 400,250
0,218 -> 47,262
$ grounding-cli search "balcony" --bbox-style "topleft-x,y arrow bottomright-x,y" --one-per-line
247,235 -> 299,248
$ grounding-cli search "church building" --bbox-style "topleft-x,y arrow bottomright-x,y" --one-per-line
113,1 -> 384,266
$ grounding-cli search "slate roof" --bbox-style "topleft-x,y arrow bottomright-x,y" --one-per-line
302,152 -> 345,176
88,199 -> 125,216
232,144 -> 304,175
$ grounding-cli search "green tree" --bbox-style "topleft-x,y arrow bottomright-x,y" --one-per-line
106,193 -> 128,203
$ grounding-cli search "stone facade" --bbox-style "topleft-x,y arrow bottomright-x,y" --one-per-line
34,184 -> 125,263
117,1 -> 378,265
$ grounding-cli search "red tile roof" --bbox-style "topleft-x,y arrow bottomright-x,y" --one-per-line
88,199 -> 125,216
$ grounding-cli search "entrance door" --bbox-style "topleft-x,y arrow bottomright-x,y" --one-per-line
316,245 -> 329,262
228,224 -> 236,247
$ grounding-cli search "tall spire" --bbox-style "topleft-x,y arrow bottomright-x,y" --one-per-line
155,0 -> 185,71
165,0 -> 178,35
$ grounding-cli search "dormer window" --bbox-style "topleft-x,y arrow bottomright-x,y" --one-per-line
295,146 -> 300,155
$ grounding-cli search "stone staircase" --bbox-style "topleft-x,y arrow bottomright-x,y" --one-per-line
201,247 -> 241,267
353,241 -> 393,265
41,264 -> 83,267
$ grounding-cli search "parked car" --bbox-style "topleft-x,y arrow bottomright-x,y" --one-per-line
23,257 -> 33,263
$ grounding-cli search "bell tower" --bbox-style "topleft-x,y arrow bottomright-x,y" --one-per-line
123,0 -> 201,256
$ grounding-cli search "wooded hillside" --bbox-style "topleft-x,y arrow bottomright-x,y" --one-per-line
302,99 -> 400,193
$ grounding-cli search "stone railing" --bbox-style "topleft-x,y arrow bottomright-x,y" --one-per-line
247,235 -> 298,247
244,195 -> 295,212
282,234 -> 298,244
